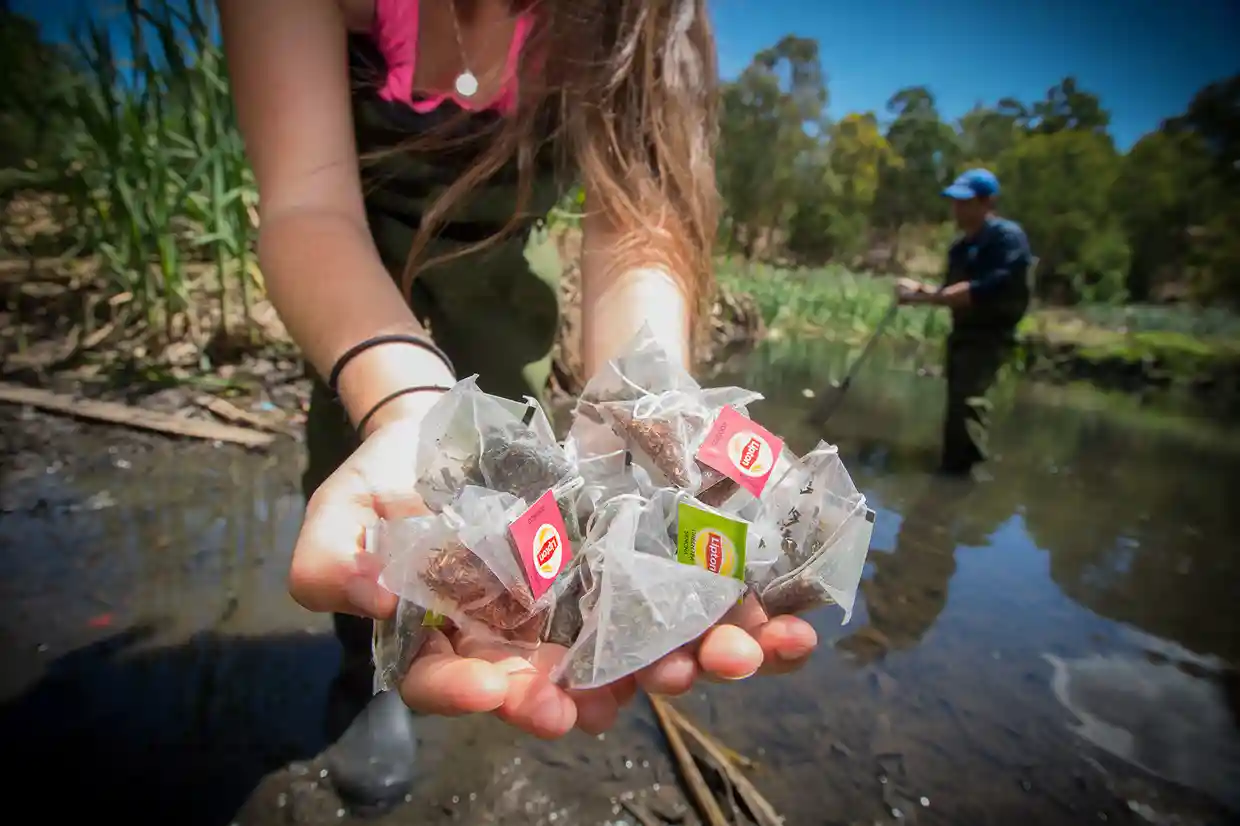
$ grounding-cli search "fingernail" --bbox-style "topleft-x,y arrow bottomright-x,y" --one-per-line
722,666 -> 760,681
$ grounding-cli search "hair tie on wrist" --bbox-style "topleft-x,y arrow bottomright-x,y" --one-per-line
327,334 -> 456,396
356,385 -> 451,436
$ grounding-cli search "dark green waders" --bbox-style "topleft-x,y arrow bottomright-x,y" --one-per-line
306,35 -> 563,811
940,331 -> 1016,475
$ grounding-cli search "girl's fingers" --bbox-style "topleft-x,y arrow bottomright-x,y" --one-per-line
452,637 -> 580,739
568,686 -> 622,735
636,648 -> 699,696
492,664 -> 579,739
752,615 -> 818,674
398,630 -> 509,715
695,623 -> 764,680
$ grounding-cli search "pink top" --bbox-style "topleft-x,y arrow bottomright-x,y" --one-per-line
372,0 -> 533,116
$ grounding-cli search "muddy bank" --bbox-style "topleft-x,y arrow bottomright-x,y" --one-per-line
4,361 -> 1239,826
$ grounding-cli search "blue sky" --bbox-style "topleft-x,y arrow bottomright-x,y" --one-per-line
16,0 -> 1240,148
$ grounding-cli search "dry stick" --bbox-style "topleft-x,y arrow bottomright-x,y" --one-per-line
194,395 -> 292,435
0,382 -> 275,448
620,799 -> 662,826
664,703 -> 784,826
667,707 -> 756,770
649,695 -> 730,826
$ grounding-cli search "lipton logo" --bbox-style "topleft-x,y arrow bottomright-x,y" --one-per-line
706,532 -> 723,573
692,528 -> 737,578
726,430 -> 774,478
738,437 -> 761,471
532,523 -> 564,580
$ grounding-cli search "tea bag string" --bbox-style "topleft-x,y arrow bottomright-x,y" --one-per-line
617,371 -> 653,399
583,493 -> 646,542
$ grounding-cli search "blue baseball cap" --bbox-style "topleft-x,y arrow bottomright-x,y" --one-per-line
943,168 -> 999,200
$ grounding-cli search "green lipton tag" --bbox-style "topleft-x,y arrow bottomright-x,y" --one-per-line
422,609 -> 446,628
677,501 -> 748,581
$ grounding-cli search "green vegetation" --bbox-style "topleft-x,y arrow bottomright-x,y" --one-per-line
2,0 -> 255,352
1,4 -> 1238,401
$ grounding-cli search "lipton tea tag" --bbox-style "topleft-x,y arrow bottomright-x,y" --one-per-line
422,610 -> 446,628
677,501 -> 748,581
695,406 -> 784,498
509,489 -> 574,600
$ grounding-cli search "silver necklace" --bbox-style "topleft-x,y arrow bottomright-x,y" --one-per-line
448,0 -> 479,98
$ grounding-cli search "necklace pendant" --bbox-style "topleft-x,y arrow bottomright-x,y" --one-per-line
454,71 -> 479,98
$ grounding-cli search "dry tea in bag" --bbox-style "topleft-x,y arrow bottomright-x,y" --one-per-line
378,486 -> 571,647
367,516 -> 441,692
415,378 -> 581,541
567,324 -> 761,498
760,505 -> 875,619
552,498 -> 745,690
372,598 -> 432,693
756,443 -> 874,620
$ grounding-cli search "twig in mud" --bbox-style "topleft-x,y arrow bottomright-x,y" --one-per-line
620,799 -> 663,826
664,705 -> 756,770
0,382 -> 276,448
194,394 -> 292,435
662,702 -> 784,826
649,695 -> 730,826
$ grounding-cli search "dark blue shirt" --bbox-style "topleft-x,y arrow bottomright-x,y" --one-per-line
945,216 -> 1032,332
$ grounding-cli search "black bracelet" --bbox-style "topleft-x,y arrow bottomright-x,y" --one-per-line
356,385 -> 452,436
327,334 -> 456,396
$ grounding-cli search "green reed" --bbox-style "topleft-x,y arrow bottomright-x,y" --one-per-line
716,256 -> 954,343
58,0 -> 256,342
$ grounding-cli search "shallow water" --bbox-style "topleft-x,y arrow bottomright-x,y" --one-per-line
1,344 -> 1237,826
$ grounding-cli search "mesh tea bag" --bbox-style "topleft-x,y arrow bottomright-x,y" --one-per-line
376,486 -> 557,648
566,324 -> 761,500
415,376 -> 583,540
366,516 -> 437,693
551,497 -> 746,690
372,598 -> 432,693
759,505 -> 875,620
755,442 -> 875,621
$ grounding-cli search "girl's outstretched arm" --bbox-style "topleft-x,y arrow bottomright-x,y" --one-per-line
579,203 -> 693,378
219,0 -> 453,435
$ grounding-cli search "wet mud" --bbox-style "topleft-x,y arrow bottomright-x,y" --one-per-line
2,357 -> 1238,826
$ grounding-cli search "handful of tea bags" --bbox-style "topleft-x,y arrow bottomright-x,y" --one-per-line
368,329 -> 877,692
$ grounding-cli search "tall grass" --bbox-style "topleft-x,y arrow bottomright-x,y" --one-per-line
58,0 -> 256,343
716,256 -> 954,343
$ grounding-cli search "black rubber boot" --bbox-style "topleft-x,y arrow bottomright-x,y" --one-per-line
322,612 -> 418,814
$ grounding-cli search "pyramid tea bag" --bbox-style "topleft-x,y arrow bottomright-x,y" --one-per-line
551,497 -> 746,690
376,486 -> 573,647
566,324 -> 762,504
372,598 -> 432,693
753,442 -> 875,620
414,376 -> 584,543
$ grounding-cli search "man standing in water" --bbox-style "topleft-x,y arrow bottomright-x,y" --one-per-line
895,168 -> 1032,476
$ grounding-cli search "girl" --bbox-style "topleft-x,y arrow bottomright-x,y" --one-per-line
219,0 -> 817,811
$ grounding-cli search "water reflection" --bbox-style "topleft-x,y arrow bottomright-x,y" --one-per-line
722,338 -> 1240,810
728,338 -> 1240,671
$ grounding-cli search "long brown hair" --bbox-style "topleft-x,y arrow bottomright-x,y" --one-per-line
378,0 -> 720,336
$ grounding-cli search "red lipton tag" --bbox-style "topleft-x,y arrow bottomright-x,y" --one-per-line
695,406 -> 784,498
508,489 -> 573,600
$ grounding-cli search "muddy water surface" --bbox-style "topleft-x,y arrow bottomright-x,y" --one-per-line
1,343 -> 1238,826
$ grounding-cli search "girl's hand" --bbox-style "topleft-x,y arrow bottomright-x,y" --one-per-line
287,416 -> 818,739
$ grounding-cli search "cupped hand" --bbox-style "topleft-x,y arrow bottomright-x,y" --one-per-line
287,415 -> 819,740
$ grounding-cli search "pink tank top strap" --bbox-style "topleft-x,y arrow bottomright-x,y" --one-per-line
372,0 -> 533,116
